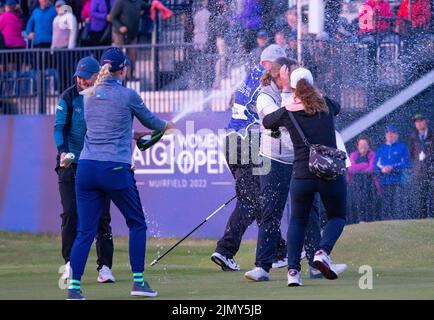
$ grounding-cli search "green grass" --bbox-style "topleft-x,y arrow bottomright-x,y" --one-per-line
1,219 -> 434,300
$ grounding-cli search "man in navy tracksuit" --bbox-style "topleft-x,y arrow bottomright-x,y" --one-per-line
54,56 -> 115,283
211,45 -> 289,271
375,125 -> 411,220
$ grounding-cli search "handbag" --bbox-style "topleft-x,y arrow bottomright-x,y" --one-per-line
287,111 -> 347,180
99,0 -> 113,44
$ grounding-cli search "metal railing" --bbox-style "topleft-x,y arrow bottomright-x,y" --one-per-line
1,31 -> 433,115
0,43 -> 243,115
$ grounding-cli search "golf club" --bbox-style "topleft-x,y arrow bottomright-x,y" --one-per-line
150,195 -> 237,266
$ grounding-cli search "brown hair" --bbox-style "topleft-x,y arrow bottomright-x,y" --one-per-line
260,57 -> 297,87
294,79 -> 328,115
357,136 -> 372,149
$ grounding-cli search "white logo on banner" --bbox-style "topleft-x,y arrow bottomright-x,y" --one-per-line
132,121 -> 227,175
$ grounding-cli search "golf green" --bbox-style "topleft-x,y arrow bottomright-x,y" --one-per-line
1,219 -> 433,300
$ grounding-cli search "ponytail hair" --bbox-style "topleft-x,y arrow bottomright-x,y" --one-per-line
260,57 -> 298,87
294,79 -> 328,115
81,63 -> 112,96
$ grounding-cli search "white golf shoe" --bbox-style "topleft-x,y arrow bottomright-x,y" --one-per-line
272,258 -> 288,269
312,249 -> 345,280
61,261 -> 71,280
287,269 -> 302,287
244,267 -> 270,282
97,265 -> 116,283
309,263 -> 347,279
211,252 -> 240,271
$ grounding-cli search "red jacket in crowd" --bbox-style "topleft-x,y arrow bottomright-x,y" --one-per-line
359,0 -> 393,33
397,0 -> 432,28
81,0 -> 92,23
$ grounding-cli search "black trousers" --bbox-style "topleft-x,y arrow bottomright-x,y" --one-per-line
414,175 -> 434,219
348,174 -> 377,223
288,176 -> 347,271
381,184 -> 403,220
215,133 -> 287,259
56,163 -> 114,270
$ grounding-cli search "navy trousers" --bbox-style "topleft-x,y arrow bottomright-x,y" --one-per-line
70,160 -> 147,280
288,176 -> 347,271
256,160 -> 292,272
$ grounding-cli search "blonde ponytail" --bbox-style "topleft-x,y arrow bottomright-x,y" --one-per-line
81,63 -> 112,96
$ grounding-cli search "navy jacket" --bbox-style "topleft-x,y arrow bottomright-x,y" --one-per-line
54,85 -> 86,163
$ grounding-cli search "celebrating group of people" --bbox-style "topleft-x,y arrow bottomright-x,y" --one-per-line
55,43 -> 349,299
54,40 -> 432,299
211,44 -> 350,286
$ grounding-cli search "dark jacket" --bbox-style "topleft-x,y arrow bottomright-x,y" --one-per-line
54,85 -> 86,163
409,128 -> 434,177
263,97 -> 340,179
110,0 -> 150,39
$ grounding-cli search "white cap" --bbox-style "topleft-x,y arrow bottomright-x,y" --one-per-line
290,67 -> 314,89
260,44 -> 287,63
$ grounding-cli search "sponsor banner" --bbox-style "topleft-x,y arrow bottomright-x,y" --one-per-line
0,113 -> 289,239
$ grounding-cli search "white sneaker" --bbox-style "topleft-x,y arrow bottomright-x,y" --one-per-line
310,263 -> 347,279
211,252 -> 240,271
272,258 -> 288,269
309,266 -> 323,279
97,265 -> 116,283
312,249 -> 341,280
333,263 -> 348,275
287,269 -> 302,286
244,267 -> 270,282
61,261 -> 71,280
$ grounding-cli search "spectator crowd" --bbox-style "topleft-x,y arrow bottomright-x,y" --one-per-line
0,0 -> 432,92
0,0 -> 173,49
347,114 -> 433,223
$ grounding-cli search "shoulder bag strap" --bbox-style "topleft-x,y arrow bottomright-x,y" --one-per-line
287,111 -> 311,147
